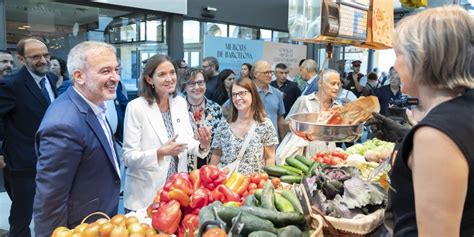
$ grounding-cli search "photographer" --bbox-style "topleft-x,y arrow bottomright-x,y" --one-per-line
375,69 -> 402,116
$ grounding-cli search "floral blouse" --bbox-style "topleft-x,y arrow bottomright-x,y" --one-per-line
211,118 -> 278,175
186,97 -> 223,171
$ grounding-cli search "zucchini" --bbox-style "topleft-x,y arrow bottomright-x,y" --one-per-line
281,190 -> 303,214
249,231 -> 278,237
277,225 -> 303,237
279,165 -> 304,176
286,157 -> 309,174
198,201 -> 222,226
244,194 -> 258,207
307,161 -> 320,176
261,181 -> 277,210
254,189 -> 263,201
280,175 -> 302,184
274,193 -> 295,213
217,206 -> 276,235
263,166 -> 297,177
239,206 -> 305,227
295,155 -> 314,167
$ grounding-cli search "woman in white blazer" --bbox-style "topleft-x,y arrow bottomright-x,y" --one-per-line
123,54 -> 211,212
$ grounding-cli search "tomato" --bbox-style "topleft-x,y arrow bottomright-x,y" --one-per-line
315,157 -> 324,163
248,182 -> 258,190
329,159 -> 337,165
331,151 -> 347,160
323,157 -> 331,164
316,152 -> 326,157
258,179 -> 266,189
271,177 -> 281,189
259,173 -> 269,181
332,157 -> 343,164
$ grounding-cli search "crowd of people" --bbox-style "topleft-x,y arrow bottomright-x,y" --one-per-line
0,4 -> 471,237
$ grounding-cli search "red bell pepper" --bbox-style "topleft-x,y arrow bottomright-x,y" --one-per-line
160,190 -> 170,203
200,165 -> 226,190
189,188 -> 210,209
189,169 -> 202,190
169,172 -> 191,183
167,188 -> 190,207
172,176 -> 194,196
211,184 -> 240,203
178,214 -> 199,237
152,200 -> 182,234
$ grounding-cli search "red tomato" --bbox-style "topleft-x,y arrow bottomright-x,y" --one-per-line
332,157 -> 343,164
316,152 -> 326,157
329,159 -> 337,165
271,177 -> 281,189
316,157 -> 324,163
259,173 -> 269,181
258,179 -> 266,189
331,151 -> 346,159
323,157 -> 331,164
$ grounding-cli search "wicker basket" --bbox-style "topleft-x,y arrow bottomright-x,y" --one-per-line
311,206 -> 384,237
81,212 -> 111,224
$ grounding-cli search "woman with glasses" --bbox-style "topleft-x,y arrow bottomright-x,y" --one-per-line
122,55 -> 211,212
178,67 -> 223,171
210,78 -> 278,175
212,69 -> 235,105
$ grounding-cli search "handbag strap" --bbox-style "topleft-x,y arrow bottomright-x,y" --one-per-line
237,122 -> 257,159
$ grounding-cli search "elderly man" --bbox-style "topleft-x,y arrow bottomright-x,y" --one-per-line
33,41 -> 121,236
253,60 -> 286,140
270,63 -> 301,117
0,37 -> 57,237
202,56 -> 220,100
300,59 -> 319,95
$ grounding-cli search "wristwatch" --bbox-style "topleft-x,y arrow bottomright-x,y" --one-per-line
199,144 -> 209,153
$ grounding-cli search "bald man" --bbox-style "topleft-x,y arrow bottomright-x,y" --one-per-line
0,37 -> 57,237
253,60 -> 286,140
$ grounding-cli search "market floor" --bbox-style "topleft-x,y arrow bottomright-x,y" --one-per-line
0,191 -> 126,236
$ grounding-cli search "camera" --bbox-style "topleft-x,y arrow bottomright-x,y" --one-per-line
387,96 -> 420,124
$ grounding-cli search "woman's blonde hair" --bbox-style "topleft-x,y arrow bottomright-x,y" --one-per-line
392,5 -> 474,89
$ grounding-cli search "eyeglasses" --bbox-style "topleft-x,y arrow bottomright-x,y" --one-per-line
256,71 -> 274,76
187,80 -> 206,88
231,90 -> 250,98
25,53 -> 50,61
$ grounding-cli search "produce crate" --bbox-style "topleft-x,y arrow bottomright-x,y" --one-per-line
311,207 -> 385,236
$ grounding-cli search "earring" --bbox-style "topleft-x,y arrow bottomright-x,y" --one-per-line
151,84 -> 155,89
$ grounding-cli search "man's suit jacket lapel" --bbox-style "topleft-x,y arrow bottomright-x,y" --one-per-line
68,88 -> 120,178
21,67 -> 50,107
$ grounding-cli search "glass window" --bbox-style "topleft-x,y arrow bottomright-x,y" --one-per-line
183,20 -> 200,43
272,31 -> 291,43
229,25 -> 258,40
260,29 -> 272,41
204,22 -> 228,37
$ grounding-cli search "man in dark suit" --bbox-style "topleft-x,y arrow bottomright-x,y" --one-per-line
299,59 -> 320,95
33,41 -> 121,236
0,37 -> 57,237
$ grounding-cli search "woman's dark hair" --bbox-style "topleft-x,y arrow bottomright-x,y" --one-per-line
241,63 -> 253,79
229,77 -> 266,123
139,54 -> 177,105
50,56 -> 67,77
213,69 -> 234,105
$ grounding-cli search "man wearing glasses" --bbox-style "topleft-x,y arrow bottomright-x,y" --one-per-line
253,60 -> 286,140
0,37 -> 57,237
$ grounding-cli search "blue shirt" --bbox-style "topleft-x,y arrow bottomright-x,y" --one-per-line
256,85 -> 285,134
375,85 -> 402,116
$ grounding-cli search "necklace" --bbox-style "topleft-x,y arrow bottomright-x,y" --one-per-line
187,98 -> 206,123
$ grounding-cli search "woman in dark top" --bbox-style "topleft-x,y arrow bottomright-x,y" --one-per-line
212,69 -> 235,105
389,5 -> 474,236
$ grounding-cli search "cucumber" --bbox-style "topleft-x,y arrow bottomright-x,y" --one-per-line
286,157 -> 309,174
274,193 -> 295,213
217,206 -> 276,235
244,194 -> 258,207
261,181 -> 276,210
279,165 -> 304,176
280,175 -> 303,184
249,231 -> 278,237
198,201 -> 222,226
277,225 -> 303,237
307,161 -> 320,176
281,190 -> 303,214
254,189 -> 263,200
295,155 -> 314,167
239,206 -> 305,227
263,166 -> 297,177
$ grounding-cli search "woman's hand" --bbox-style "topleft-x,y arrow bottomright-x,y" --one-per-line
197,125 -> 212,149
157,134 -> 188,157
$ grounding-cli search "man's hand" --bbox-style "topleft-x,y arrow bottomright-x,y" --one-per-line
366,112 -> 410,142
0,155 -> 6,169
